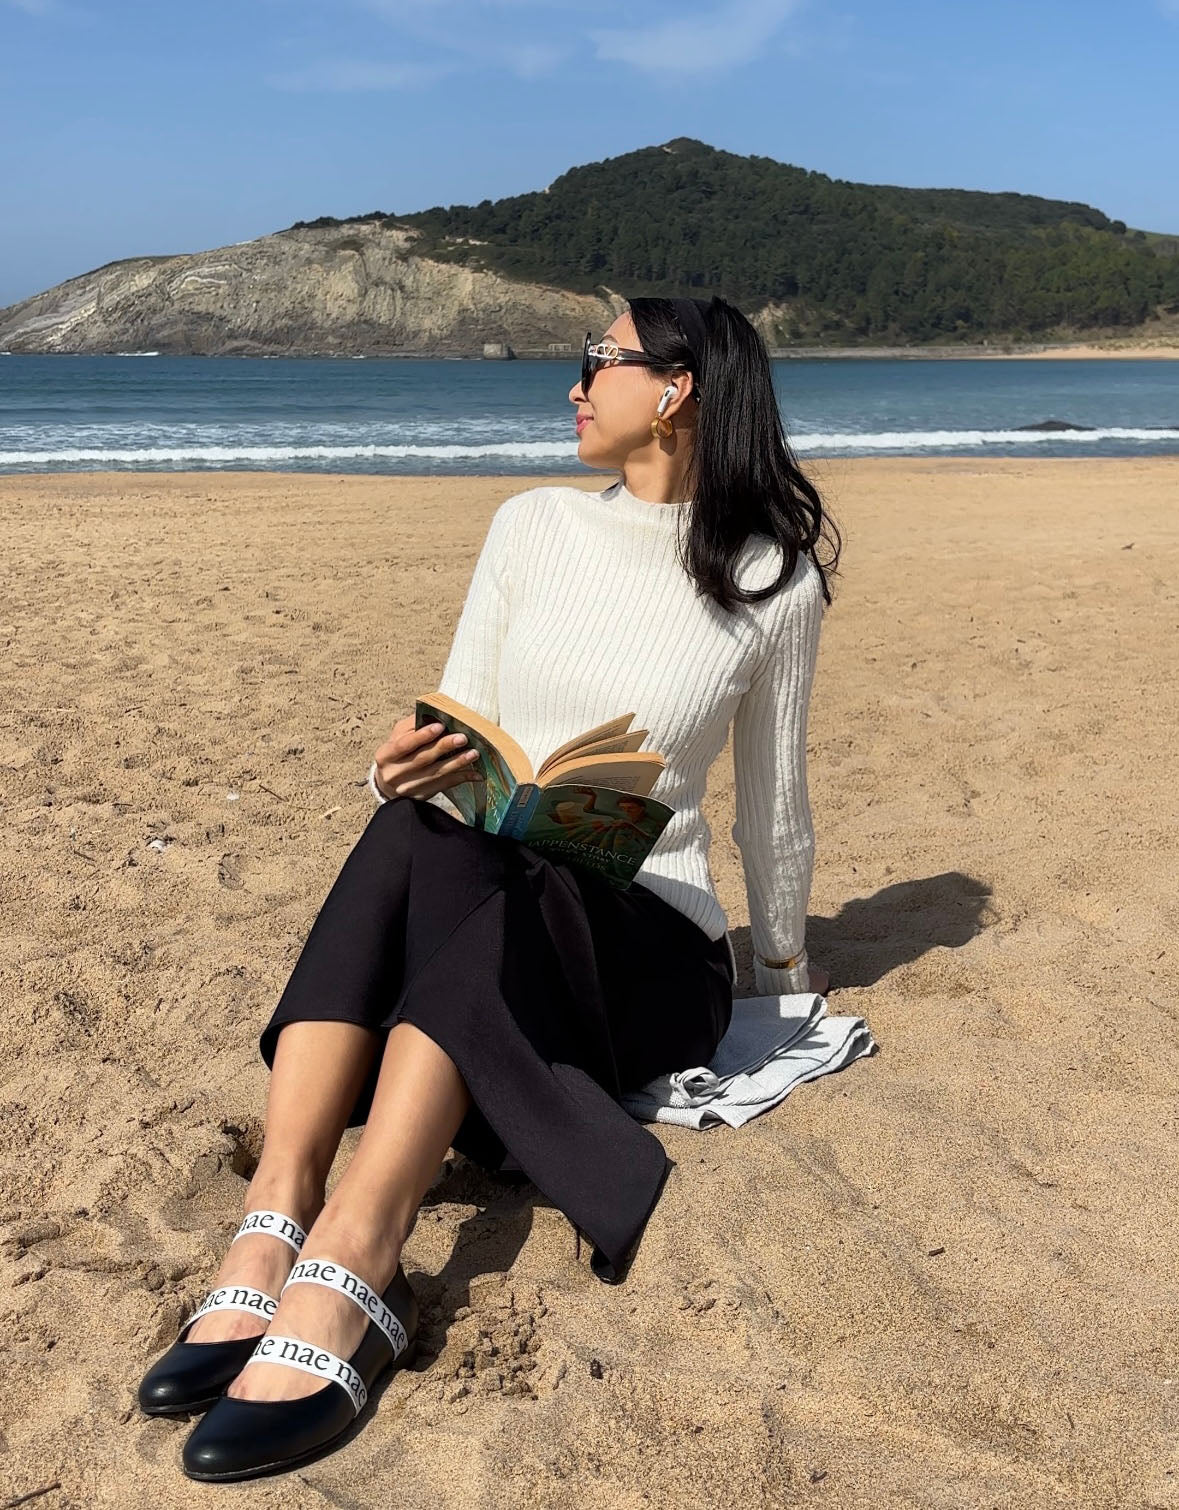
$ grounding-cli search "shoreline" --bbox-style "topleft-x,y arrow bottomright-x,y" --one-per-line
3,342 -> 1178,361
769,342 -> 1179,360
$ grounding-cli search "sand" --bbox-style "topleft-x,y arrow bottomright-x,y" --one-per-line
774,342 -> 1179,359
1,459 -> 1177,1509
989,344 -> 1179,359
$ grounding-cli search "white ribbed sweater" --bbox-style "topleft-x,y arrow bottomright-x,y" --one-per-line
369,478 -> 825,996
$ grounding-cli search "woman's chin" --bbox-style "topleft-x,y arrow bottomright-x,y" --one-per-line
576,435 -> 616,467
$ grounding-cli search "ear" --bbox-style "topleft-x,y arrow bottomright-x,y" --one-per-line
661,372 -> 696,417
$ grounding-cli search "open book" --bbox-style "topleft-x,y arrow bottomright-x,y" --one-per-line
414,692 -> 675,889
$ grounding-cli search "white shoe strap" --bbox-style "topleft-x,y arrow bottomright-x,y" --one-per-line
183,1285 -> 277,1336
231,1209 -> 307,1255
250,1333 -> 369,1415
280,1257 -> 408,1358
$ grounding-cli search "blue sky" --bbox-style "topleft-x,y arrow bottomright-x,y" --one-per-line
1,0 -> 1175,307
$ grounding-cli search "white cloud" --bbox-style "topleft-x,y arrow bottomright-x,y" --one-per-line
6,0 -> 79,14
264,0 -> 801,87
589,0 -> 807,75
267,57 -> 461,90
495,40 -> 569,78
359,0 -> 569,14
351,0 -> 572,77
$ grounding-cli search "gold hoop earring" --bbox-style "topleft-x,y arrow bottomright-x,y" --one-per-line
650,414 -> 674,440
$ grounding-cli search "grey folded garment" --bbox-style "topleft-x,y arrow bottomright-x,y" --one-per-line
620,993 -> 878,1129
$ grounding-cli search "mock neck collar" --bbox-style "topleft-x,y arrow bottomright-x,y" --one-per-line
597,477 -> 693,524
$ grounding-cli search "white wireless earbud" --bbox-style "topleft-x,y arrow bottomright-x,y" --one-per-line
656,384 -> 678,416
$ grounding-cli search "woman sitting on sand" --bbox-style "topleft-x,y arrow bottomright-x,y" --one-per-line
136,294 -> 841,1482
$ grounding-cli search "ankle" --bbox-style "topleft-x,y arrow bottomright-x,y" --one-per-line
243,1164 -> 325,1232
301,1206 -> 406,1290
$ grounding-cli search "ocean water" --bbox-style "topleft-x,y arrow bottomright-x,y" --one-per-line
0,353 -> 1176,475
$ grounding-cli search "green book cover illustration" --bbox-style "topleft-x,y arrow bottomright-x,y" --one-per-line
413,694 -> 675,889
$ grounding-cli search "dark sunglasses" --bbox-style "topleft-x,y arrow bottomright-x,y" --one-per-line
581,330 -> 689,395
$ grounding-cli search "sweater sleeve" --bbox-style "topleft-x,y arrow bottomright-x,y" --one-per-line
730,555 -> 825,996
432,493 -> 524,720
369,491 -> 526,812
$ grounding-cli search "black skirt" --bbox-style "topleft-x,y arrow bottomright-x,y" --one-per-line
258,794 -> 734,1284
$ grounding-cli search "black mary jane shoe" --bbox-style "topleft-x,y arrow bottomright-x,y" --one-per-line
137,1208 -> 309,1416
181,1256 -> 420,1482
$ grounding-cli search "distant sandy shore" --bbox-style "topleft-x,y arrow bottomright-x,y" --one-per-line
2,460 -> 1177,1507
772,342 -> 1179,359
998,342 -> 1179,359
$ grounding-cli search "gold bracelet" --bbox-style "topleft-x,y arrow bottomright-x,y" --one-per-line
755,950 -> 805,971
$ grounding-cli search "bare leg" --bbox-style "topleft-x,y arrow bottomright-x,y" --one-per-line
228,1020 -> 472,1401
186,1021 -> 382,1343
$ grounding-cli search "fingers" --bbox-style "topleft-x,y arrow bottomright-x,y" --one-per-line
391,762 -> 482,799
375,719 -> 447,765
386,725 -> 439,764
411,729 -> 475,773
387,739 -> 483,799
430,745 -> 482,780
373,715 -> 486,800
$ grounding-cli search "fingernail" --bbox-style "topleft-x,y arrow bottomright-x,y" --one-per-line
452,733 -> 467,745
428,723 -> 444,734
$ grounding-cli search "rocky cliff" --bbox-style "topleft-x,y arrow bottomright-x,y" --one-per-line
0,221 -> 627,357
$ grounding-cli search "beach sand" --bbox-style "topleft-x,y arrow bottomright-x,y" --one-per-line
987,343 -> 1179,359
2,459 -> 1176,1508
774,342 -> 1179,359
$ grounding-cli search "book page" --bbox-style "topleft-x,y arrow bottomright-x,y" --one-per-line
538,750 -> 666,796
534,713 -> 638,778
535,727 -> 650,781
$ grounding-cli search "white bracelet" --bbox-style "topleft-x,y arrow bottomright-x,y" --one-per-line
367,761 -> 392,803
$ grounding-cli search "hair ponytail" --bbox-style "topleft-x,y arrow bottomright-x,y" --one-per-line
627,295 -> 842,613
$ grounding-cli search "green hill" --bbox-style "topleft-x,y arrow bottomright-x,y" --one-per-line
289,138 -> 1179,346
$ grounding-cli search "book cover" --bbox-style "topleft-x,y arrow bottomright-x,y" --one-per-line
505,780 -> 674,889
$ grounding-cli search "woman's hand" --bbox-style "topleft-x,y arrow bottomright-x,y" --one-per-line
373,713 -> 483,800
807,961 -> 831,996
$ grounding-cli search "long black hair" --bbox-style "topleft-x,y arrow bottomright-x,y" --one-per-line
627,295 -> 842,613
